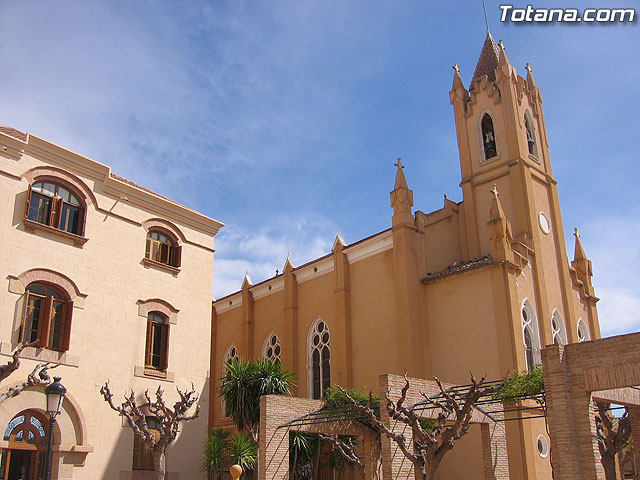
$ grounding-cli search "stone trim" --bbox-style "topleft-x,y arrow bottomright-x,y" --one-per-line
141,218 -> 185,244
0,342 -> 79,367
137,299 -> 179,325
133,365 -> 175,383
22,165 -> 97,206
11,268 -> 87,307
23,218 -> 89,247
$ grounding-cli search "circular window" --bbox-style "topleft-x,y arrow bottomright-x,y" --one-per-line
537,434 -> 549,458
538,212 -> 551,234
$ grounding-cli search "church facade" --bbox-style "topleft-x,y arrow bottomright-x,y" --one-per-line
210,34 -> 601,479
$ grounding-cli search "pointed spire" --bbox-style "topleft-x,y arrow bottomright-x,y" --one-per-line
332,230 -> 346,252
242,271 -> 252,289
525,62 -> 538,91
573,227 -> 588,262
487,184 -> 513,262
498,40 -> 510,67
283,254 -> 295,272
390,158 -> 414,226
451,63 -> 466,91
471,32 -> 501,85
393,158 -> 408,190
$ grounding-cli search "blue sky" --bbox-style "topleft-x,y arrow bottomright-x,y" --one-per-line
1,1 -> 638,337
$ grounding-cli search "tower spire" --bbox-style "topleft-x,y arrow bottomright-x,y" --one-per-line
390,158 -> 414,227
471,32 -> 501,85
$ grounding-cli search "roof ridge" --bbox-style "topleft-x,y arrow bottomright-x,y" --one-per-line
0,125 -> 27,141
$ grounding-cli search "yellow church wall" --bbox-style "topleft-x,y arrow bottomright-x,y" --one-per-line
348,249 -> 399,390
418,206 -> 463,273
425,268 -> 502,383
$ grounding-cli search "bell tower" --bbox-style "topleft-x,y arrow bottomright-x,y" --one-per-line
450,32 -> 555,260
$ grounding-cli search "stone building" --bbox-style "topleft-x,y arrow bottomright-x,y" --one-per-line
0,125 -> 222,478
210,34 -> 601,479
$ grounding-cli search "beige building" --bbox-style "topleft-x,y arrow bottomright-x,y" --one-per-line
210,34 -> 601,479
0,125 -> 222,479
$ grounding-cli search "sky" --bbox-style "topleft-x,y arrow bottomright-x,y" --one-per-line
1,1 -> 638,338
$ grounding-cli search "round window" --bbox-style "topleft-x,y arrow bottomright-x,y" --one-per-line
538,212 -> 551,234
537,434 -> 549,458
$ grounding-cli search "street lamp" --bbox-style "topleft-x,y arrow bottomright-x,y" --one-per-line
44,377 -> 66,480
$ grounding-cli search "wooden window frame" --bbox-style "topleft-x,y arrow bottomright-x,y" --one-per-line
24,182 -> 86,237
143,230 -> 182,275
144,313 -> 169,373
22,283 -> 73,352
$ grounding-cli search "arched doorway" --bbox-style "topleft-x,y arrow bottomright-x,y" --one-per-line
0,410 -> 48,480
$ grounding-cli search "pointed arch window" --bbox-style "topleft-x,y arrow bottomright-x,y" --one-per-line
577,318 -> 591,342
551,311 -> 567,345
262,332 -> 281,362
524,111 -> 538,157
308,318 -> 330,399
481,113 -> 498,161
221,344 -> 239,417
521,300 -> 541,371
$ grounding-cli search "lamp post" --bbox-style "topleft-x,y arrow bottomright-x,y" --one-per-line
44,377 -> 66,480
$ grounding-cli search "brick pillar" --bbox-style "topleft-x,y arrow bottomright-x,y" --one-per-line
543,344 -> 603,480
481,413 -> 510,480
259,395 -> 290,480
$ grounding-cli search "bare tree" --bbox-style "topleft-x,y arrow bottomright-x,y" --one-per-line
0,344 -> 56,403
318,433 -> 364,475
100,381 -> 200,480
338,373 -> 500,480
596,402 -> 631,480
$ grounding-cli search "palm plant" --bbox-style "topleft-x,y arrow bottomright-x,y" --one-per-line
219,358 -> 295,441
202,428 -> 232,476
289,431 -> 318,479
230,432 -> 258,473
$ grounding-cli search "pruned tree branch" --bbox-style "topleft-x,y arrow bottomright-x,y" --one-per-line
0,360 -> 57,404
318,433 -> 364,473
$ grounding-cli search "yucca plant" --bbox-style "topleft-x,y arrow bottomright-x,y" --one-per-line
202,428 -> 232,476
220,358 -> 295,441
230,432 -> 258,473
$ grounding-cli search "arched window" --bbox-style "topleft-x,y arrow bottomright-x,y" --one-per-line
308,317 -> 330,399
521,300 -> 541,371
262,332 -> 281,362
25,181 -> 84,235
481,113 -> 498,161
1,410 -> 49,477
577,318 -> 591,342
145,312 -> 169,371
145,230 -> 181,268
132,416 -> 159,471
222,344 -> 239,417
23,282 -> 72,351
551,311 -> 567,345
524,111 -> 538,157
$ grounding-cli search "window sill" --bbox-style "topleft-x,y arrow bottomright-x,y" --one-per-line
0,342 -> 79,367
141,258 -> 180,276
134,365 -> 175,383
23,218 -> 88,247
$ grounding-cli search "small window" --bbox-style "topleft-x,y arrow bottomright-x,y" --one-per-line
481,113 -> 498,160
551,311 -> 567,346
145,313 -> 169,371
577,319 -> 590,342
145,230 -> 181,268
537,434 -> 549,458
132,416 -> 159,471
222,344 -> 240,417
521,300 -> 540,371
262,332 -> 281,362
22,282 -> 72,351
525,112 -> 538,157
308,318 -> 330,399
25,181 -> 84,235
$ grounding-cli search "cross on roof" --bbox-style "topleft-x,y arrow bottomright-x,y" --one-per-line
490,183 -> 499,198
574,227 -> 580,239
453,63 -> 460,74
525,62 -> 533,74
394,158 -> 404,169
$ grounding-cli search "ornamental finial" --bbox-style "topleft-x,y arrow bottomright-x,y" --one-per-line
573,227 -> 580,239
490,183 -> 499,199
525,62 -> 532,74
394,158 -> 404,169
453,63 -> 460,74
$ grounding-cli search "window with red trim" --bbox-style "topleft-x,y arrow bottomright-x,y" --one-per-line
25,181 -> 84,235
145,230 -> 181,268
22,283 -> 72,351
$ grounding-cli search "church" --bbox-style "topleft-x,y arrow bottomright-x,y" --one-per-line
210,33 -> 601,480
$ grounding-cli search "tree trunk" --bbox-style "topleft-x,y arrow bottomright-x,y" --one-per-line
153,449 -> 167,480
601,451 -> 618,480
